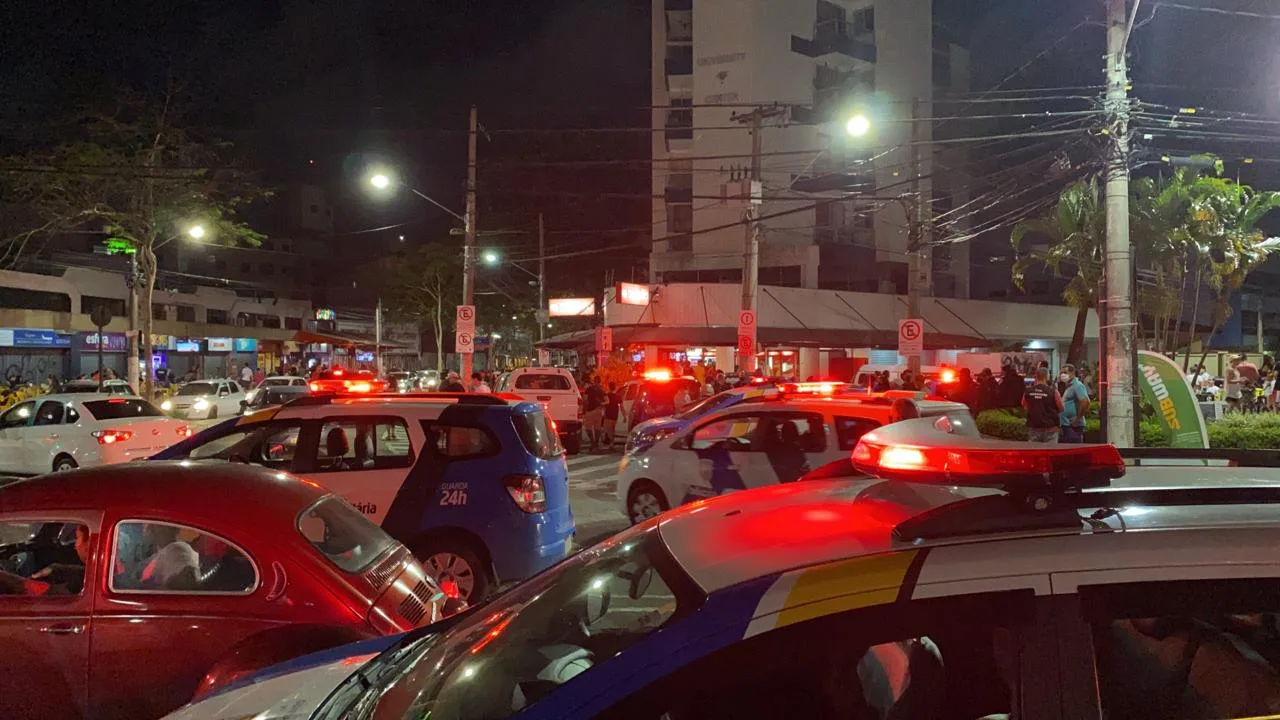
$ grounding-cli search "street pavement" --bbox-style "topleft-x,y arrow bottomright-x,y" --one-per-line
565,449 -> 630,548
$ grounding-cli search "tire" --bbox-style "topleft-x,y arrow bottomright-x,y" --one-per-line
416,539 -> 492,605
53,455 -> 78,473
626,480 -> 669,525
208,406 -> 218,419
563,432 -> 582,456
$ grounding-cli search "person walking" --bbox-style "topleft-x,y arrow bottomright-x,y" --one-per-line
240,364 -> 254,386
440,371 -> 466,392
1022,367 -> 1063,443
582,375 -> 606,452
1224,356 -> 1244,413
1059,364 -> 1091,443
602,382 -> 622,451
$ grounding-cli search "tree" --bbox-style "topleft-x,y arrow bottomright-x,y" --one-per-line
384,244 -> 461,375
0,90 -> 268,398
1010,178 -> 1104,366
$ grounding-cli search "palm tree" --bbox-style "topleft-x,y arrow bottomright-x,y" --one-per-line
1011,178 -> 1104,366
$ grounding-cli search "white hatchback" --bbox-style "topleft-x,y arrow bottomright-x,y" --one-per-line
0,394 -> 191,474
244,375 -> 308,404
162,379 -> 247,419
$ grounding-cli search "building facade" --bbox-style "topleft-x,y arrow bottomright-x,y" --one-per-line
650,0 -> 971,297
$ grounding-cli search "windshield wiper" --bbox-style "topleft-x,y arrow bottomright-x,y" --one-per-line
315,630 -> 444,720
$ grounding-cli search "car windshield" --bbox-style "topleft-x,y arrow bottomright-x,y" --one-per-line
674,390 -> 739,419
298,497 -> 397,573
177,382 -> 218,396
262,378 -> 293,387
363,526 -> 694,720
82,399 -> 164,420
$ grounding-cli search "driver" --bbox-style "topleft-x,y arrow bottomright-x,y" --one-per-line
0,524 -> 90,596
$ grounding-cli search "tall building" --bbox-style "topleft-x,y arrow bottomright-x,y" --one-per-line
650,0 -> 971,297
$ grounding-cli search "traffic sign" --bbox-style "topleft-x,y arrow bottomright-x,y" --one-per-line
598,327 -> 613,352
898,318 -> 924,356
456,330 -> 474,355
738,309 -> 756,330
456,305 -> 476,332
737,334 -> 754,357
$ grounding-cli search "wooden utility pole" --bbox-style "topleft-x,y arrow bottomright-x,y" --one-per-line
1103,0 -> 1136,445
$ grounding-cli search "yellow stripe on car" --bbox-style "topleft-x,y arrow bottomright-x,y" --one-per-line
744,551 -> 919,638
235,407 -> 279,425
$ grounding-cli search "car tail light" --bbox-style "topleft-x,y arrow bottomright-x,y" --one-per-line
503,475 -> 547,513
92,429 -> 133,445
310,382 -> 321,392
176,425 -> 193,438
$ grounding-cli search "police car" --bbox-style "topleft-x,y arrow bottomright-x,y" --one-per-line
618,388 -> 969,524
151,393 -> 574,602
165,418 -> 1280,720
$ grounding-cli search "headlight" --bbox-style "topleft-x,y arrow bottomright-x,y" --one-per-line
245,390 -> 257,402
193,398 -> 209,410
160,400 -> 172,411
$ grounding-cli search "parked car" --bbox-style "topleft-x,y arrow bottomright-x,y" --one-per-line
497,367 -> 584,454
243,375 -> 308,404
0,461 -> 452,720
628,374 -> 700,430
161,380 -> 247,419
152,393 -> 575,603
414,369 -> 441,390
0,394 -> 191,474
60,379 -> 137,396
240,385 -> 310,414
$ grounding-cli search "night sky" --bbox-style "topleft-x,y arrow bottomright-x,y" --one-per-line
2,0 -> 1277,301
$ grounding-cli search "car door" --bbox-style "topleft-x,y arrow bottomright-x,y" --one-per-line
295,414 -> 422,525
181,419 -> 306,470
26,399 -> 68,474
0,512 -> 101,720
750,411 -> 828,485
679,412 -> 765,503
620,381 -> 640,433
89,517 -> 277,720
0,400 -> 37,474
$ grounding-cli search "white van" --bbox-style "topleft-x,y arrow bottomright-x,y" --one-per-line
497,367 -> 584,453
852,364 -> 947,389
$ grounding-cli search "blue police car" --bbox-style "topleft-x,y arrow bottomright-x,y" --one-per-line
152,393 -> 574,602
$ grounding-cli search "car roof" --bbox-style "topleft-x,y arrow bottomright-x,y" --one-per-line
37,393 -> 132,404
657,471 -> 1280,594
690,394 -> 968,416
0,461 -> 330,527
268,394 -> 539,416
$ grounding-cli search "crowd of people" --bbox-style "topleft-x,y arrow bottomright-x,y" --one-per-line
1187,354 -> 1280,413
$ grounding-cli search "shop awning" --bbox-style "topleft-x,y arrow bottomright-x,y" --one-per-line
293,330 -> 407,349
537,325 -> 988,350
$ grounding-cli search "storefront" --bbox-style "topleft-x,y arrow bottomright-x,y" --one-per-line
1,328 -> 72,384
72,331 -> 127,379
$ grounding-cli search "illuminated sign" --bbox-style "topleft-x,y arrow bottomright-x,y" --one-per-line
548,297 -> 596,317
314,308 -> 336,320
616,282 -> 650,306
206,337 -> 233,352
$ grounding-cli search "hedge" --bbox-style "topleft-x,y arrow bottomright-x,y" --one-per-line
978,407 -> 1280,449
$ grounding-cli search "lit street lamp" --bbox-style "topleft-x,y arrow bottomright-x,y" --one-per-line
481,249 -> 500,266
845,113 -> 871,138
369,173 -> 391,190
186,224 -> 207,240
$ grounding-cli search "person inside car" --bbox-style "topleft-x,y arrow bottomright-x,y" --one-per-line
0,524 -> 90,596
115,523 -> 200,591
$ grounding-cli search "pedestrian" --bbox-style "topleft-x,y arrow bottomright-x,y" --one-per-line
470,372 -> 491,394
1224,356 -> 1244,413
1022,367 -> 1063,443
998,364 -> 1024,408
240,364 -> 254,386
583,375 -> 606,451
253,366 -> 265,386
873,371 -> 891,393
45,374 -> 61,394
603,382 -> 622,450
440,371 -> 466,392
1059,364 -> 1091,443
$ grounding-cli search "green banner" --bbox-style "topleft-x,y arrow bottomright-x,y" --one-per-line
1137,350 -> 1209,448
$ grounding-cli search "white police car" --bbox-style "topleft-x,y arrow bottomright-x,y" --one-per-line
617,389 -> 969,524
165,418 -> 1280,719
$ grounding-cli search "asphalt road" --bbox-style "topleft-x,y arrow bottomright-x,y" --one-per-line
564,451 -> 631,547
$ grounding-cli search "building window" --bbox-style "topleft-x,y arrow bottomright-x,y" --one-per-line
285,316 -> 303,330
151,304 -> 166,321
259,315 -> 281,329
852,6 -> 874,35
669,203 -> 693,234
175,305 -> 196,322
81,296 -> 125,317
206,309 -> 229,325
665,44 -> 692,76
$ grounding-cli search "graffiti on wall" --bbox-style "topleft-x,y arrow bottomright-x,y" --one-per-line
2,353 -> 68,385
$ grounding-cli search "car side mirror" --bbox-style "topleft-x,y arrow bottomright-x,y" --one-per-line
239,400 -> 248,409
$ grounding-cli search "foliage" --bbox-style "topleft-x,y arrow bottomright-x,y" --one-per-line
1205,413 -> 1280,450
384,243 -> 462,375
975,407 -> 1101,442
594,355 -> 633,390
0,89 -> 270,399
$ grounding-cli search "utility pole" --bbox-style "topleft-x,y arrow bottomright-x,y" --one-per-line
903,97 -> 927,377
462,105 -> 479,382
126,251 -> 139,388
732,104 -> 785,374
538,213 -> 546,344
375,297 -> 383,377
1103,0 -> 1136,446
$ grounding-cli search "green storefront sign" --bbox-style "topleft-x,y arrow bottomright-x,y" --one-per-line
1136,350 -> 1209,449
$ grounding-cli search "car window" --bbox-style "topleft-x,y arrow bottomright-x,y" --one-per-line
596,589 -> 1033,720
110,520 -> 257,594
298,496 -> 396,573
82,399 -> 165,420
291,378 -> 307,386
514,410 -> 563,459
227,381 -> 241,393
759,412 -> 826,453
65,406 -> 80,424
429,425 -> 498,458
186,422 -> 303,469
623,383 -> 639,401
514,373 -> 572,390
835,416 -> 881,450
34,400 -> 65,426
315,418 -> 413,472
1082,578 -> 1280,719
0,521 -> 90,597
177,382 -> 218,396
690,414 -> 762,451
0,401 -> 34,429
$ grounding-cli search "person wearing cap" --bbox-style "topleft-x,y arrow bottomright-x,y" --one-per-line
440,371 -> 466,393
1023,366 -> 1064,443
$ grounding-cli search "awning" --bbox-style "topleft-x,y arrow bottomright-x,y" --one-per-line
293,330 -> 407,349
537,325 -> 987,350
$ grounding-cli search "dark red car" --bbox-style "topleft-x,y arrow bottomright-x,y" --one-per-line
307,368 -> 388,395
0,462 -> 449,720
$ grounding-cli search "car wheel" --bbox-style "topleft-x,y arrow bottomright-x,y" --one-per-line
627,480 -> 669,525
563,432 -> 582,456
418,541 -> 491,604
53,455 -> 78,473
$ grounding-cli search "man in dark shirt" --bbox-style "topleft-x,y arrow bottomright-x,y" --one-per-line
1022,367 -> 1064,443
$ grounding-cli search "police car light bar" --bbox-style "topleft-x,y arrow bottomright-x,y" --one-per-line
851,418 -> 1125,490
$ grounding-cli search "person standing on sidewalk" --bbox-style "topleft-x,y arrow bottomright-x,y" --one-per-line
1059,364 -> 1091,443
1022,367 -> 1063,443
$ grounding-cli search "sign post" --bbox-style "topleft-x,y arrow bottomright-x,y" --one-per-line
737,309 -> 757,373
455,305 -> 476,367
898,318 -> 924,360
89,305 -> 112,384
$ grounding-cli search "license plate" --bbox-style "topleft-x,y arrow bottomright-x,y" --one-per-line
537,396 -> 552,402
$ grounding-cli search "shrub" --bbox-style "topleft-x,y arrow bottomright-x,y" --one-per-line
1205,413 -> 1280,450
975,408 -> 1100,442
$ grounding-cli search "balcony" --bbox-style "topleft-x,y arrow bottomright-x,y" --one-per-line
791,33 -> 875,64
665,45 -> 693,76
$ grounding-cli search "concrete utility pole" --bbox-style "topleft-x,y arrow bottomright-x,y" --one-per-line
538,213 -> 546,344
375,297 -> 383,377
1103,0 -> 1136,446
126,252 -> 139,387
732,105 -> 785,373
462,105 -> 479,382
903,97 -> 927,377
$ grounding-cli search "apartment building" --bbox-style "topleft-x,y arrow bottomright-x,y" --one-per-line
651,0 -> 972,297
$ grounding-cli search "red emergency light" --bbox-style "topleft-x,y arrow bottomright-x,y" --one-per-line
643,369 -> 672,382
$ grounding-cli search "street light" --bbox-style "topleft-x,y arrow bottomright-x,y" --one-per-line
369,173 -> 391,190
481,249 -> 500,266
187,224 -> 207,240
845,113 -> 871,138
